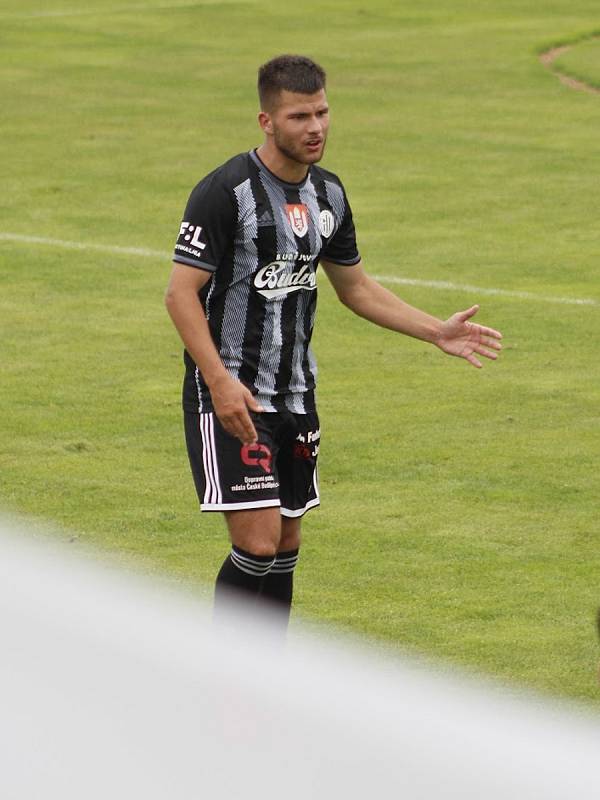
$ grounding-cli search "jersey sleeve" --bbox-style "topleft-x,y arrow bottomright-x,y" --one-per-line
320,186 -> 361,266
173,171 -> 236,272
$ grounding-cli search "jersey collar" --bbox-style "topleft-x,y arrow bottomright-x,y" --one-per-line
249,149 -> 311,189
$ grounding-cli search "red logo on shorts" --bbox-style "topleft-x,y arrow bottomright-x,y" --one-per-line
240,443 -> 272,473
293,443 -> 312,460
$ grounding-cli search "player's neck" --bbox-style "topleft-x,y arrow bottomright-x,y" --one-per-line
256,143 -> 309,184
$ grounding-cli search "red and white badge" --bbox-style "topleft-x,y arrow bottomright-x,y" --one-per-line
285,204 -> 309,238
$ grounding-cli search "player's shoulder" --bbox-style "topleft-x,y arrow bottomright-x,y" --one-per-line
309,163 -> 347,191
189,152 -> 253,196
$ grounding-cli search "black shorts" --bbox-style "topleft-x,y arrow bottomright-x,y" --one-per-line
184,410 -> 320,517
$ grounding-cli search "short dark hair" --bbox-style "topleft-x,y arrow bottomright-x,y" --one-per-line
258,54 -> 326,110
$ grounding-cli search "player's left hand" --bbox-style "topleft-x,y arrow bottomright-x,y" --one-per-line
436,305 -> 502,368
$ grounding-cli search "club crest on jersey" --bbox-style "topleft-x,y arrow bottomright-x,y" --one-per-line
285,204 -> 309,238
319,209 -> 335,238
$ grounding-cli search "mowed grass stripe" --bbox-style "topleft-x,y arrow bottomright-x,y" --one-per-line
2,231 -> 597,308
0,0 -> 252,20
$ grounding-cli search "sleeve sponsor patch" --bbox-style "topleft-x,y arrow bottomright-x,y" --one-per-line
175,222 -> 207,260
173,171 -> 236,269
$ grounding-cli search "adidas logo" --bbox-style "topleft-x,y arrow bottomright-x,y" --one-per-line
257,208 -> 274,226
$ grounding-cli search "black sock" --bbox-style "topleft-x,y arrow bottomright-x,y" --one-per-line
214,546 -> 275,615
260,549 -> 299,624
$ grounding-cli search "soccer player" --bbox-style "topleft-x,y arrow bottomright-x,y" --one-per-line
165,54 -> 502,629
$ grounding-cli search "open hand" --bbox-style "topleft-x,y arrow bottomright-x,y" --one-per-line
436,305 -> 502,368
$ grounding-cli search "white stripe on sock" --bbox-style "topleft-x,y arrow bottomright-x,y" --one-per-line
232,550 -> 276,568
230,551 -> 275,577
269,553 -> 299,574
274,558 -> 298,565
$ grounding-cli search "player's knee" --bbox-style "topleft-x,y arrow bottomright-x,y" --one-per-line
279,530 -> 301,552
245,538 -> 279,558
227,520 -> 281,557
280,517 -> 301,551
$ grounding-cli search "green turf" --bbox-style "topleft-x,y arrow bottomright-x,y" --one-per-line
1,0 -> 600,703
553,35 -> 600,89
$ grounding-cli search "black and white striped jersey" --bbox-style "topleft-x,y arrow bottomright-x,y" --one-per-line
173,149 -> 360,414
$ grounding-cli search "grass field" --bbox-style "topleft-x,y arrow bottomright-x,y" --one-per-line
553,33 -> 600,89
1,0 -> 600,703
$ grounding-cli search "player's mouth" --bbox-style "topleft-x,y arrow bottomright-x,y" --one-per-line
305,139 -> 323,152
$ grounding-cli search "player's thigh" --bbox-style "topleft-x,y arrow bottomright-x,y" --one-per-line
224,507 -> 282,556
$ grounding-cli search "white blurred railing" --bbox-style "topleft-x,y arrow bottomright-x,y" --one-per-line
1,515 -> 599,799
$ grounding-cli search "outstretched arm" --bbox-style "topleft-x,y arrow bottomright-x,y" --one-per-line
321,260 -> 502,368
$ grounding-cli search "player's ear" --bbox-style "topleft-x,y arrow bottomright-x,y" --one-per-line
258,110 -> 273,135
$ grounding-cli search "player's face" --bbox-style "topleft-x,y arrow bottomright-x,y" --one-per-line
266,89 -> 330,165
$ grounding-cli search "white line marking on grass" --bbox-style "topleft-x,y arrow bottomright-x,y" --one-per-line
0,232 -> 165,260
1,231 -> 597,308
372,275 -> 599,307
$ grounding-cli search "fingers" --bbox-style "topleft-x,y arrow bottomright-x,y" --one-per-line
220,409 -> 258,445
464,342 -> 499,367
466,353 -> 483,368
482,336 -> 502,351
244,389 -> 265,414
217,392 -> 259,444
443,306 -> 503,368
456,308 -> 503,341
457,304 -> 479,323
476,324 -> 503,340
211,378 -> 263,445
224,390 -> 266,444
222,388 -> 264,445
475,345 -> 499,361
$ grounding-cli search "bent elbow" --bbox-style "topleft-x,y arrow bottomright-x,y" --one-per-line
338,291 -> 354,310
336,288 -> 360,312
164,284 -> 179,315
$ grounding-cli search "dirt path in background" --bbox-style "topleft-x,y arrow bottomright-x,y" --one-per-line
539,41 -> 600,95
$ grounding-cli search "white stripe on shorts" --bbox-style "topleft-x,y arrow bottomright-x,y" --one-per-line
280,462 -> 320,518
280,497 -> 320,518
199,413 -> 221,505
201,499 -> 281,512
199,415 -> 213,504
207,414 -> 222,504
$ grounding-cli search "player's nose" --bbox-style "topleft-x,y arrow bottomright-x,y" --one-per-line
307,115 -> 322,134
